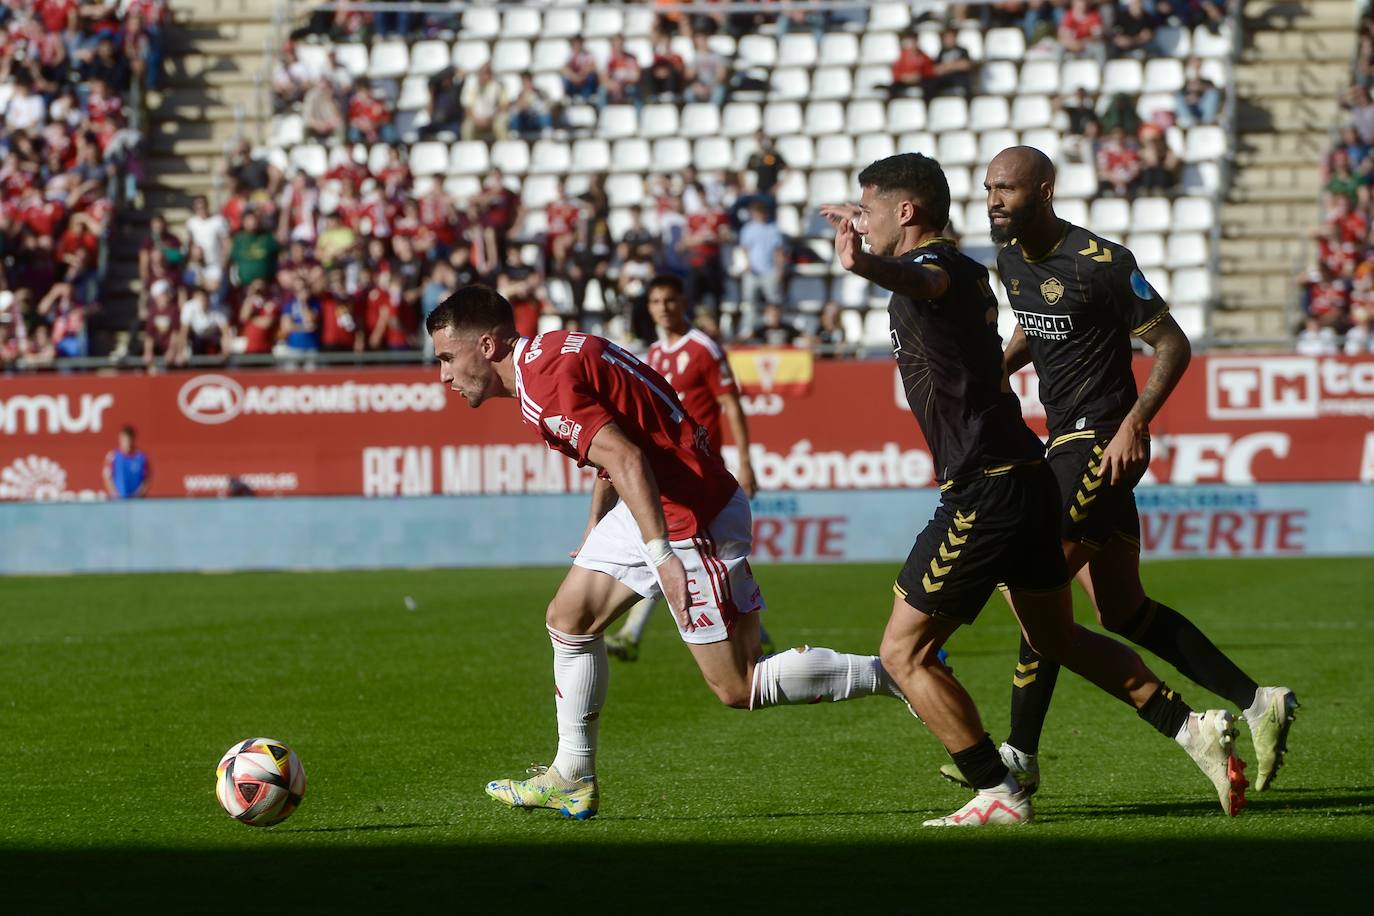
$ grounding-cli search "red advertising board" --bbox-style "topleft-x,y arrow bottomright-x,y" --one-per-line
2,353 -> 1372,501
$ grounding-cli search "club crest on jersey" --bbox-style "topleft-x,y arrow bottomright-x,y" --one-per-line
1039,277 -> 1066,305
543,414 -> 583,448
1013,309 -> 1074,340
1008,278 -> 1021,296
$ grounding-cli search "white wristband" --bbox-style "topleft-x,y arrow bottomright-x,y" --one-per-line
645,537 -> 673,567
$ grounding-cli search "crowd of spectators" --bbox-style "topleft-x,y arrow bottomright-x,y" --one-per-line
1297,8 -> 1374,354
0,0 -> 163,370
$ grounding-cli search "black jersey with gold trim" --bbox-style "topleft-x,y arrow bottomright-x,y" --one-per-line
889,238 -> 1045,484
996,220 -> 1170,441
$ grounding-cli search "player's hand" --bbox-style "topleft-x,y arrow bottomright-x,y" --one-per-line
819,203 -> 861,227
1099,419 -> 1149,486
737,462 -> 758,499
569,520 -> 596,558
657,554 -> 694,632
833,214 -> 860,272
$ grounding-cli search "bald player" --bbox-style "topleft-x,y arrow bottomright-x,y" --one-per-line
939,146 -> 1296,797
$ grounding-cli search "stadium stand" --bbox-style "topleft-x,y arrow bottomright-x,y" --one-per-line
18,0 -> 1360,369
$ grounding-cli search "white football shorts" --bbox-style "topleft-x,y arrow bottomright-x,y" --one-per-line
573,487 -> 765,645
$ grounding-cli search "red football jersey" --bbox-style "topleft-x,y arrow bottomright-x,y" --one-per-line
646,329 -> 739,451
513,330 -> 738,539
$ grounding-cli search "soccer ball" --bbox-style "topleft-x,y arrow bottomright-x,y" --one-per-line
215,738 -> 307,827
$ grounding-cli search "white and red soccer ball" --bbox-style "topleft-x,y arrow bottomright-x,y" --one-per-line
215,738 -> 307,827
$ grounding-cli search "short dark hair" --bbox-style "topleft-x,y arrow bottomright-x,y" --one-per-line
425,284 -> 515,337
857,153 -> 951,232
120,425 -> 135,438
647,274 -> 684,295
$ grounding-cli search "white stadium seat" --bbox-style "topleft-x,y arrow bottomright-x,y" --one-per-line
1192,24 -> 1232,58
544,8 -> 582,39
529,139 -> 572,175
984,28 -> 1027,61
763,101 -> 803,136
776,205 -> 802,237
1173,197 -> 1216,233
584,7 -> 622,39
927,97 -> 969,132
491,40 -> 532,75
856,133 -> 896,166
776,134 -> 814,170
694,137 -> 734,172
448,140 -> 490,175
290,144 -> 326,178
1018,60 -> 1061,96
846,100 -> 887,136
639,103 -> 680,139
532,39 -> 571,73
897,131 -> 937,158
407,141 -> 447,177
937,131 -> 978,168
978,130 -> 1018,167
598,105 -> 639,139
332,43 -> 368,78
397,76 -> 430,111
962,200 -> 992,239
409,40 -> 450,77
1201,58 -> 1229,88
1010,95 -> 1054,130
980,61 -> 1019,96
803,101 -> 845,136
605,173 -> 645,208
738,34 -> 777,68
651,137 -> 693,173
723,101 -> 763,137
969,96 -> 1010,132
1136,92 -> 1176,123
1171,267 -> 1214,305
1126,233 -> 1167,269
1171,304 -> 1206,340
502,7 -> 542,40
776,169 -> 809,205
945,166 -> 973,202
1056,198 -> 1089,227
810,67 -> 854,101
863,308 -> 892,347
808,170 -> 850,205
771,67 -> 811,101
860,31 -> 901,66
270,114 -> 303,148
957,28 -> 984,61
1058,163 -> 1098,199
1020,128 -> 1060,162
854,65 -> 892,99
1062,59 -> 1101,93
1088,198 -> 1130,237
841,308 -> 864,345
1143,58 -> 1185,93
820,33 -> 860,67
679,103 -> 722,139
1186,126 -> 1228,162
869,2 -> 912,32
887,98 -> 926,132
778,33 -> 818,68
489,139 -> 529,175
611,138 -> 651,173
835,274 -> 873,308
461,7 -> 500,39
1182,162 -> 1221,195
814,135 -> 856,170
1167,232 -> 1209,268
1151,269 -> 1172,302
452,39 -> 490,71
368,40 -> 408,79
1153,26 -> 1191,57
1131,197 -> 1173,234
1102,59 -> 1143,96
570,138 -> 611,174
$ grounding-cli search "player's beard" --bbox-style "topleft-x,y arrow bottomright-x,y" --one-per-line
989,197 -> 1042,246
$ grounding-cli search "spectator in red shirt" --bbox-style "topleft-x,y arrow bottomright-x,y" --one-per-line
143,278 -> 184,369
236,278 -> 278,355
546,181 -> 585,273
1060,0 -> 1107,63
683,197 -> 729,312
603,35 -> 642,106
888,32 -> 936,99
1096,127 -> 1142,197
640,38 -> 686,101
562,36 -> 599,101
319,269 -> 363,352
356,263 -> 393,350
347,80 -> 396,144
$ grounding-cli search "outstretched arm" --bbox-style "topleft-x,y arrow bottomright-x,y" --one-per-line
584,422 -> 693,630
1099,314 -> 1191,485
831,214 -> 950,301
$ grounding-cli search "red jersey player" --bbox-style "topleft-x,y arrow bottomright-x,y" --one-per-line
605,274 -> 767,661
427,286 -> 906,820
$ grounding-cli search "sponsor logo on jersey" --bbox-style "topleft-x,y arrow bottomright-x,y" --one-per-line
1039,277 -> 1066,305
1013,309 -> 1074,340
1130,269 -> 1155,301
543,414 -> 583,448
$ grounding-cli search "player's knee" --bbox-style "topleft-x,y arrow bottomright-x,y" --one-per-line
710,678 -> 753,709
879,637 -> 935,681
1101,597 -> 1153,638
1021,625 -> 1070,663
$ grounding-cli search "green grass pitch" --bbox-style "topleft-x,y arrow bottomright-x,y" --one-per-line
3,557 -> 1372,913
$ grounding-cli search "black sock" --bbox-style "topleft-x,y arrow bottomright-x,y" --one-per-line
950,734 -> 1011,791
1120,598 -> 1259,710
1006,633 -> 1062,755
1137,683 -> 1193,738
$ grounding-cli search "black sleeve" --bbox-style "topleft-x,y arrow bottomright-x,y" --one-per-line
1103,245 -> 1170,336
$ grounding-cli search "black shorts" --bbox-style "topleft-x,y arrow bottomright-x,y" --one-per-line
1048,433 -> 1145,550
895,462 -> 1069,624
